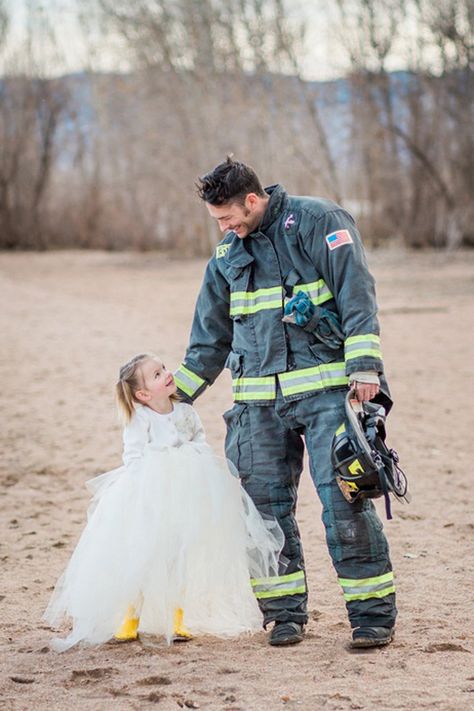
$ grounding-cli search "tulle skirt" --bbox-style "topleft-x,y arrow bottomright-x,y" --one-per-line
43,442 -> 283,651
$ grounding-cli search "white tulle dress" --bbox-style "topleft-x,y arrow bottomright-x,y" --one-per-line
43,402 -> 283,651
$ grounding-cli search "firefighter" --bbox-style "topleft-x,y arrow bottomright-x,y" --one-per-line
174,157 -> 396,648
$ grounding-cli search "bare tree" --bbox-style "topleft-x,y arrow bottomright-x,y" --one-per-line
0,2 -> 73,248
80,0 -> 343,252
335,0 -> 473,247
1,0 -> 471,251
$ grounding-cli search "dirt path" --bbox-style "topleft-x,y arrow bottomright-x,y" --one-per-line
1,249 -> 473,711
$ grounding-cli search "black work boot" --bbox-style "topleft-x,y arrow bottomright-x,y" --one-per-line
350,626 -> 394,649
269,621 -> 305,646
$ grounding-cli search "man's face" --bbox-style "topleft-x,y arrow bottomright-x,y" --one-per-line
206,194 -> 264,239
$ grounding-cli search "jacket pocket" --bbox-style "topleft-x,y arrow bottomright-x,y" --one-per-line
227,263 -> 252,290
308,342 -> 340,365
225,351 -> 243,377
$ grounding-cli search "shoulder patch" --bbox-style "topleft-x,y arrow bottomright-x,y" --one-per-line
282,211 -> 300,237
216,243 -> 230,259
325,229 -> 353,250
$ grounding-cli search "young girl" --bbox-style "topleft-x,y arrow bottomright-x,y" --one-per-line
43,353 -> 283,651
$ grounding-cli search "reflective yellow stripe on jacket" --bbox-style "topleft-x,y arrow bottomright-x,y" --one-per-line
233,376 -> 276,401
174,365 -> 206,398
291,279 -> 333,306
344,334 -> 382,362
230,286 -> 283,317
232,363 -> 349,401
278,363 -> 348,397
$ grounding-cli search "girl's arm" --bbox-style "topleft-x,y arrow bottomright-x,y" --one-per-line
189,407 -> 206,443
122,409 -> 149,470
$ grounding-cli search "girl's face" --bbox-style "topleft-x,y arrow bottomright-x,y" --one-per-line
136,358 -> 177,403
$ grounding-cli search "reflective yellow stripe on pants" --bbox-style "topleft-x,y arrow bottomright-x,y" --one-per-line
251,570 -> 306,599
338,571 -> 395,602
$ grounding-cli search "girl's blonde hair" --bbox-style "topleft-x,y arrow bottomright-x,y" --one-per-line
115,353 -> 179,424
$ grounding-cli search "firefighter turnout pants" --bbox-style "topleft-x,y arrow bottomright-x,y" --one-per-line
224,387 -> 397,629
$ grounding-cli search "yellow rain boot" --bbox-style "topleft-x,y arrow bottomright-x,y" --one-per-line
114,605 -> 140,641
173,607 -> 192,642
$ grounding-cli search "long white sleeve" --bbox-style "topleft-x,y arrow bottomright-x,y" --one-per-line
189,408 -> 206,443
122,409 -> 150,470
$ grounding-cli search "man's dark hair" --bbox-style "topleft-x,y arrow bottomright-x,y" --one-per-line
196,156 -> 266,205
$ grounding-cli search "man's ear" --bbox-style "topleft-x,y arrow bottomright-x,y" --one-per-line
134,389 -> 150,404
245,192 -> 258,209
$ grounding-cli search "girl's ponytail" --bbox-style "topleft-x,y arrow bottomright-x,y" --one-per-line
115,379 -> 137,424
115,352 -> 153,424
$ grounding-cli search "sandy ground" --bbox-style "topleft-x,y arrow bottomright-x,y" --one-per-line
0,248 -> 473,711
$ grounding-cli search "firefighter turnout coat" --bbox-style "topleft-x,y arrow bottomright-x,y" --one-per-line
175,184 -> 384,404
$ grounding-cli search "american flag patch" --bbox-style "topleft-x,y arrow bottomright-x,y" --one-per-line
325,229 -> 353,250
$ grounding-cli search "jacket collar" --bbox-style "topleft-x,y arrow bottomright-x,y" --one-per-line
223,185 -> 287,271
256,184 -> 288,233
225,234 -> 254,269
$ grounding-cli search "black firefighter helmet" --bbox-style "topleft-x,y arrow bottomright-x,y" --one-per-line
331,392 -> 410,519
